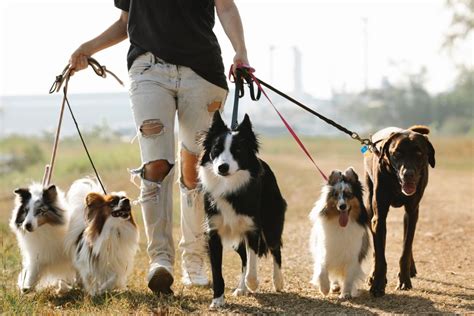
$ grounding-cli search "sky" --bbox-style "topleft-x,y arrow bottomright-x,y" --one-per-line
0,0 -> 472,98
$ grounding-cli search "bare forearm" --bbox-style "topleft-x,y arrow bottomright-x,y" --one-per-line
70,11 -> 128,72
216,1 -> 247,55
81,12 -> 128,55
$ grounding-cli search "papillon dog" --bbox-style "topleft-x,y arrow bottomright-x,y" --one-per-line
309,167 -> 370,299
65,178 -> 139,296
198,112 -> 287,309
10,183 -> 75,293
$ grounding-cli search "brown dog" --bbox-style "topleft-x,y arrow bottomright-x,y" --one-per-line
364,125 -> 435,297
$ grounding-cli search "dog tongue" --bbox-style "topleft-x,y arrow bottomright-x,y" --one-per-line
402,183 -> 416,195
339,211 -> 349,227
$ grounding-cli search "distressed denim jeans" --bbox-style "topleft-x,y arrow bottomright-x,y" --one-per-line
128,52 -> 227,279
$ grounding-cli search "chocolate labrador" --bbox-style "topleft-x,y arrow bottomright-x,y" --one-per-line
364,125 -> 435,297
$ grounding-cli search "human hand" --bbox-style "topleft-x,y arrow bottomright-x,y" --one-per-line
69,44 -> 93,75
232,50 -> 250,77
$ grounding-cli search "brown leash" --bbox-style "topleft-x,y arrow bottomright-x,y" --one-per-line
43,58 -> 123,193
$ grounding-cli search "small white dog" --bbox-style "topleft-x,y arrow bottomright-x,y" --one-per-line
65,179 -> 139,296
10,183 -> 75,293
309,167 -> 370,299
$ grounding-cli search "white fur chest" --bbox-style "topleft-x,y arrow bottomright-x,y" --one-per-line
207,197 -> 255,248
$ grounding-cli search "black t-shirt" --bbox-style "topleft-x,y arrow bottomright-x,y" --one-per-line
115,0 -> 228,90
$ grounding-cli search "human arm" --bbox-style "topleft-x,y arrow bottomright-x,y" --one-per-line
69,10 -> 128,73
215,0 -> 249,73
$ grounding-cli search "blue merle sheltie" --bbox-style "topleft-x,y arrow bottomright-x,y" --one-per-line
198,112 -> 287,309
10,183 -> 75,294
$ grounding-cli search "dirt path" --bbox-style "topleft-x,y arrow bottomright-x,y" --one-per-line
1,138 -> 473,314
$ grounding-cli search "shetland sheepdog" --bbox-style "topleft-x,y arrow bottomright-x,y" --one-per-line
309,167 -> 370,299
65,179 -> 139,296
10,183 -> 75,293
198,112 -> 287,309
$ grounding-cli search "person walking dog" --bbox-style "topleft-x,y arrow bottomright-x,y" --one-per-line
69,0 -> 249,295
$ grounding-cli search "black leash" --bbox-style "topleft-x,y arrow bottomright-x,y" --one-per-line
230,69 -> 262,129
240,68 -> 379,156
46,57 -> 124,194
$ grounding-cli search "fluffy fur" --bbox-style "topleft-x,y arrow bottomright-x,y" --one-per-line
10,183 -> 75,293
198,112 -> 287,309
309,167 -> 370,299
65,179 -> 139,296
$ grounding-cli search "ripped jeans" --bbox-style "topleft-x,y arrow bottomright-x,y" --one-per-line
128,52 -> 227,275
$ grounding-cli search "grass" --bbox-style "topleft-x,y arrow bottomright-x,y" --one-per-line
1,135 -> 473,314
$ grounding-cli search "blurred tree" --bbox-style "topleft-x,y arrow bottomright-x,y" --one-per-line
443,0 -> 474,49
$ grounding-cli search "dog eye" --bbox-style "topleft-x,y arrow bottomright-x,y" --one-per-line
344,192 -> 353,199
108,197 -> 120,207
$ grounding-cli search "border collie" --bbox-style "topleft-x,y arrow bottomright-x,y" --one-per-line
10,183 -> 75,293
65,179 -> 139,296
309,167 -> 370,299
198,112 -> 287,309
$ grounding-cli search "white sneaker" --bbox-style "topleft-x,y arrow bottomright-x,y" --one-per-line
181,254 -> 209,286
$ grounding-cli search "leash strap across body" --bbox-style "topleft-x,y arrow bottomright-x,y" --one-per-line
44,58 -> 123,194
229,65 -> 328,181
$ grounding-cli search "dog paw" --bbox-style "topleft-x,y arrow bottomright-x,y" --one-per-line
273,273 -> 284,292
55,280 -> 72,295
330,282 -> 341,294
338,292 -> 352,300
396,278 -> 412,291
232,288 -> 248,296
245,277 -> 259,292
369,277 -> 387,297
319,284 -> 330,296
209,295 -> 225,310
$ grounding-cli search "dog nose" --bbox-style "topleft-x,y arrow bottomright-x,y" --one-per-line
119,198 -> 131,210
120,198 -> 130,207
24,223 -> 33,232
218,163 -> 229,174
339,204 -> 347,211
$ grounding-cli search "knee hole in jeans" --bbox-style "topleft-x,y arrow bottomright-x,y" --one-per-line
140,119 -> 165,137
144,160 -> 172,182
180,147 -> 199,190
207,101 -> 222,113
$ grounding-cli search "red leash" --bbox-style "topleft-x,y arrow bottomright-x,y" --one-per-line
229,64 -> 328,182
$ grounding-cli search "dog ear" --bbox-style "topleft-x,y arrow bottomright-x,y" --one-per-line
424,136 -> 435,168
85,193 -> 104,221
343,167 -> 358,182
42,184 -> 57,204
14,188 -> 31,201
86,193 -> 104,208
408,125 -> 430,135
236,114 -> 252,131
328,170 -> 343,185
379,132 -> 399,165
210,111 -> 228,134
236,114 -> 259,153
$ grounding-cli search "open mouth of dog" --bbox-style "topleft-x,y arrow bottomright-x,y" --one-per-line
338,207 -> 351,227
401,182 -> 417,196
111,207 -> 131,219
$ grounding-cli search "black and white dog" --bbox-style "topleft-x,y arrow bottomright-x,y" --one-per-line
198,112 -> 287,309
